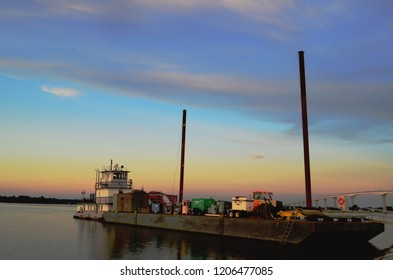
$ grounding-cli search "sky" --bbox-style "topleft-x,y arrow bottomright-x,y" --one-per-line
1,0 -> 392,205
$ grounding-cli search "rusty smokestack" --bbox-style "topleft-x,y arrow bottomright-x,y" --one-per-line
179,109 -> 187,202
298,51 -> 312,208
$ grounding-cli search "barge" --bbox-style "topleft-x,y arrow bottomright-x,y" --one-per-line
74,160 -> 384,245
102,211 -> 384,245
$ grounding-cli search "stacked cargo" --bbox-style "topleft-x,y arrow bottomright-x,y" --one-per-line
148,191 -> 178,214
113,190 -> 149,213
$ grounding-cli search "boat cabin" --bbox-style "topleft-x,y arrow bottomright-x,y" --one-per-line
95,161 -> 133,211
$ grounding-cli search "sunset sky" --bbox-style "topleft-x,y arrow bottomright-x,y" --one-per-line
1,1 -> 392,204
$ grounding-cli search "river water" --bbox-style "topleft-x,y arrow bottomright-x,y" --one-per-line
0,203 -> 390,260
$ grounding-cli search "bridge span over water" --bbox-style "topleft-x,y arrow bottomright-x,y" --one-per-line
288,190 -> 393,212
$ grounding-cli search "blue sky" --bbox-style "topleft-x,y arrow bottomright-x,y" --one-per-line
1,0 -> 392,205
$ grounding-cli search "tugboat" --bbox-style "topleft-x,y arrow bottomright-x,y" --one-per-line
73,160 -> 133,220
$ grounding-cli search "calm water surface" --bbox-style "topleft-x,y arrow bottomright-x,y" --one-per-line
0,203 -> 390,260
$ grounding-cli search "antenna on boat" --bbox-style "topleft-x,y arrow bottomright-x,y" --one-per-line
179,109 -> 187,203
298,51 -> 312,208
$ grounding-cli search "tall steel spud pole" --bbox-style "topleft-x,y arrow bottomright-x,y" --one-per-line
179,109 -> 187,203
298,51 -> 312,208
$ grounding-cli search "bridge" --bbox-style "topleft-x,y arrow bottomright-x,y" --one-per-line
287,189 -> 393,213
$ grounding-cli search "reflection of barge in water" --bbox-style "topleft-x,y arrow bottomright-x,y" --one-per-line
73,161 -> 384,245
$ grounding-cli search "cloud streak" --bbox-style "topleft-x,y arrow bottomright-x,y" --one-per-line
3,55 -> 392,143
250,154 -> 264,160
136,0 -> 297,28
41,85 -> 81,97
0,0 -> 299,32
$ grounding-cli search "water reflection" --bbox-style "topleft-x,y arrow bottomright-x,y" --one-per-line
83,222 -> 382,260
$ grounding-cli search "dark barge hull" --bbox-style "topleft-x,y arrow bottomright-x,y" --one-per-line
102,212 -> 384,245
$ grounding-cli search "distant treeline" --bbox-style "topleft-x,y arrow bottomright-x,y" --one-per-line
0,195 -> 81,205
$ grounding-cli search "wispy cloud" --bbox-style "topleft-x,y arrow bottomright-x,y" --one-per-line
135,70 -> 282,96
250,154 -> 264,160
3,56 -> 392,143
41,85 -> 82,97
136,0 -> 296,27
0,0 -> 299,31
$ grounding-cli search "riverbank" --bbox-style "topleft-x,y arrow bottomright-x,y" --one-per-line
0,195 -> 81,205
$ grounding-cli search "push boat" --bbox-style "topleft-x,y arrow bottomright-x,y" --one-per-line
73,160 -> 132,221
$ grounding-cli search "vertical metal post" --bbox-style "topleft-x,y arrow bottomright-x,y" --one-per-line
298,51 -> 312,208
382,194 -> 387,213
179,109 -> 187,203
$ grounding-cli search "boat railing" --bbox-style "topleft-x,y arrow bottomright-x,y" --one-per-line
365,210 -> 393,225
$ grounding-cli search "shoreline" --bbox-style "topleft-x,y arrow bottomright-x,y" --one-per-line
0,195 -> 81,205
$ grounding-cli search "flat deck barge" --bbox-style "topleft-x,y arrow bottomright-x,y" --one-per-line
102,212 -> 384,245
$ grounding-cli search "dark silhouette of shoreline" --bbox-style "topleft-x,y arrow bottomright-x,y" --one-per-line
0,195 -> 81,205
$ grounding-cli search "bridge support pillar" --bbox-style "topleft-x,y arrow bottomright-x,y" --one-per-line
333,197 -> 337,208
382,194 -> 387,213
350,195 -> 357,209
323,198 -> 327,210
